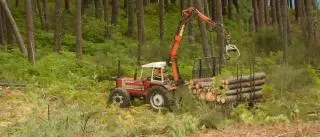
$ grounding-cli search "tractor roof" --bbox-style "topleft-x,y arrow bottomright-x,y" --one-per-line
141,62 -> 167,68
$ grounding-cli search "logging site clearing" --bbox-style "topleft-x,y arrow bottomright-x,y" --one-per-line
1,0 -> 320,137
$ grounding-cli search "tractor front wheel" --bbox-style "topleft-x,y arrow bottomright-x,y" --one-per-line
147,86 -> 174,110
108,88 -> 131,108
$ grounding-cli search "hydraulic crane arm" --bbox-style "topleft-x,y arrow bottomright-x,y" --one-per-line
168,7 -> 239,84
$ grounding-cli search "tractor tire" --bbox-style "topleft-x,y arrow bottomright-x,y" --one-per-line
108,88 -> 131,108
146,86 -> 175,110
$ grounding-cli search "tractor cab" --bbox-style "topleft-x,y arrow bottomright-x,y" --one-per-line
140,61 -> 167,82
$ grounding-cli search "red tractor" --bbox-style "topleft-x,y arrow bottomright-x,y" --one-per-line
108,61 -> 177,109
108,7 -> 240,109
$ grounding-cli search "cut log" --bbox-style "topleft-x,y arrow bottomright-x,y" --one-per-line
192,89 -> 197,94
221,79 -> 265,90
216,95 -> 221,102
222,72 -> 266,85
222,90 -> 263,103
196,88 -> 202,95
220,95 -> 226,103
199,91 -> 207,100
188,84 -> 196,89
224,86 -> 263,95
190,77 -> 214,85
195,81 -> 214,89
205,92 -> 216,102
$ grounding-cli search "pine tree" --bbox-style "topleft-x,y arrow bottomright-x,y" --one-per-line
159,0 -> 165,41
216,0 -> 224,65
94,0 -> 102,18
195,0 -> 211,58
76,0 -> 83,59
127,0 -> 135,37
187,0 -> 195,44
0,0 -> 26,55
25,0 -> 36,64
54,0 -> 63,53
111,0 -> 118,25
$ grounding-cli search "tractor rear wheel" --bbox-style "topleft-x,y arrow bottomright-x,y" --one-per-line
146,86 -> 174,110
108,88 -> 131,108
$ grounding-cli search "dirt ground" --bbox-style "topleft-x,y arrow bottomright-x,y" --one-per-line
190,122 -> 320,137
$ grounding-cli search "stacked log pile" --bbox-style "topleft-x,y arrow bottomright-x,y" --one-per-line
188,72 -> 266,104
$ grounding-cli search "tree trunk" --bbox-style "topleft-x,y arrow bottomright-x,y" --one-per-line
222,79 -> 265,90
0,6 -> 3,45
222,0 -> 227,16
124,0 -> 127,10
271,0 -> 277,24
250,16 -> 256,32
221,90 -> 263,103
65,0 -> 70,12
222,72 -> 266,85
54,0 -> 62,53
233,0 -> 239,13
81,0 -> 90,14
159,0 -> 164,41
211,0 -> 216,20
224,86 -> 263,96
258,0 -> 265,27
111,0 -> 118,25
203,0 -> 214,57
165,0 -> 169,7
264,0 -> 268,25
103,0 -> 110,38
180,0 -> 184,12
252,0 -> 259,31
36,0 -> 45,30
276,0 -> 282,31
216,0 -> 224,65
136,0 -> 145,45
305,0 -> 317,62
5,1 -> 14,46
288,0 -> 293,9
0,0 -> 27,55
94,0 -> 102,18
295,0 -> 301,21
25,0 -> 36,64
127,0 -> 134,37
171,0 -> 176,5
76,0 -> 83,59
43,0 -> 49,31
135,0 -> 145,79
195,0 -> 211,58
143,0 -> 149,6
6,18 -> 14,46
227,0 -> 232,19
187,0 -> 194,45
203,0 -> 210,17
1,7 -> 7,45
280,0 -> 288,64
15,0 -> 19,7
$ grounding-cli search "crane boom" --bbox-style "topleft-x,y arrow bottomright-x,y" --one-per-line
168,7 -> 239,84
